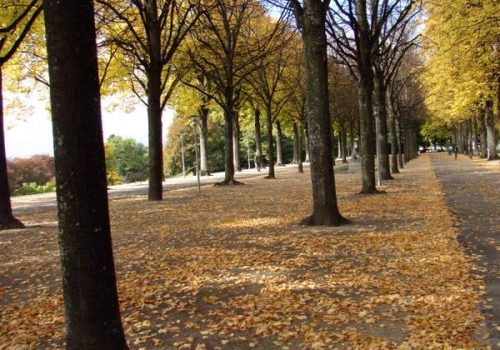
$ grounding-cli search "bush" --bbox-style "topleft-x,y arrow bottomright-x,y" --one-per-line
7,154 -> 55,192
13,181 -> 56,196
106,171 -> 122,185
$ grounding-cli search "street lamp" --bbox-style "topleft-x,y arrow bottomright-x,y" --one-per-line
191,117 -> 201,193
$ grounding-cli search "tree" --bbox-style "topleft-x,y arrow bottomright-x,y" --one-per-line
327,0 -> 418,193
44,0 -> 128,348
0,0 -> 42,230
289,0 -> 347,226
421,0 -> 499,160
184,0 -> 267,185
96,0 -> 202,200
105,135 -> 149,181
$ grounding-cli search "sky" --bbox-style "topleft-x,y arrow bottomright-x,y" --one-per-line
5,96 -> 174,159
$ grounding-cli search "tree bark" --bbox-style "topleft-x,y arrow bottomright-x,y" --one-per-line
387,92 -> 399,173
265,107 -> 275,178
472,117 -> 478,156
298,123 -> 304,173
485,100 -> 498,160
275,120 -> 284,166
304,121 -> 310,162
479,109 -> 488,158
373,71 -> 392,180
232,109 -> 241,171
299,0 -> 345,225
144,1 -> 164,201
199,105 -> 210,175
44,1 -> 128,348
0,68 -> 24,230
292,122 -> 299,163
254,108 -> 263,158
396,115 -> 404,167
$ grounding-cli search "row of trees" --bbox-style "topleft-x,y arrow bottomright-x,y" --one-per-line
0,0 -> 434,347
420,0 -> 499,160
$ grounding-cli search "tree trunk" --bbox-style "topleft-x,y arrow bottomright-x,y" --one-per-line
304,121 -> 310,162
275,120 -> 284,166
479,109 -> 488,158
219,97 -> 238,185
485,100 -> 498,160
292,122 -> 299,163
0,68 -> 24,230
472,117 -> 478,156
358,77 -> 376,192
265,107 -> 275,178
299,1 -> 345,225
396,115 -> 404,167
340,124 -> 348,163
254,108 -> 263,158
387,92 -> 399,174
232,109 -> 241,171
199,105 -> 209,175
373,71 -> 392,180
44,1 -> 128,348
298,123 -> 304,173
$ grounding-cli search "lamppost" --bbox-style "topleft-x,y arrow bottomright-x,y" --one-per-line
180,134 -> 186,178
191,117 -> 201,193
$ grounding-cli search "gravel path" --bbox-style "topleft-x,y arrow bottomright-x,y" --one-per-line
431,153 -> 500,348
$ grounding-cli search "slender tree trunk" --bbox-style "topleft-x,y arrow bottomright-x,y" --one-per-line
254,108 -> 263,158
275,120 -> 284,166
396,115 -> 404,167
485,100 -> 498,160
358,77 -> 376,192
198,106 -> 209,175
298,123 -> 304,173
300,1 -> 345,225
219,96 -> 238,184
232,109 -> 241,171
44,1 -> 128,348
265,107 -> 275,178
304,121 -> 310,162
373,72 -> 392,180
472,117 -> 478,156
0,68 -> 24,230
292,122 -> 299,163
340,124 -> 348,163
387,92 -> 399,174
479,109 -> 488,158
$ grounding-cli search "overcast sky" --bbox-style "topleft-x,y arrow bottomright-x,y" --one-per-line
5,98 -> 174,159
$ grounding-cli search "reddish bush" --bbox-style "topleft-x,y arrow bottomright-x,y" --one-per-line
7,154 -> 55,192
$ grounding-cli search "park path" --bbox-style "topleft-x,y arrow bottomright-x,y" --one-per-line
430,153 -> 500,347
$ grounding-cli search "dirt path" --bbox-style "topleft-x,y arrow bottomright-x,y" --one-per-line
431,153 -> 500,348
0,155 -> 489,349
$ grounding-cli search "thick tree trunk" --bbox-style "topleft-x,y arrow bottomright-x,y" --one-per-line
485,100 -> 498,160
254,108 -> 263,158
232,109 -> 241,171
199,106 -> 210,175
373,72 -> 392,180
292,122 -> 299,163
300,2 -> 345,225
218,100 -> 239,185
44,1 -> 128,348
275,120 -> 284,166
266,108 -> 275,178
0,68 -> 24,230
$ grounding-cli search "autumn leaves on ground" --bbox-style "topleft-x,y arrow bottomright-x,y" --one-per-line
0,155 -> 487,349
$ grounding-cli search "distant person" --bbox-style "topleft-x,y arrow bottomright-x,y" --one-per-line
254,154 -> 263,171
453,144 -> 458,160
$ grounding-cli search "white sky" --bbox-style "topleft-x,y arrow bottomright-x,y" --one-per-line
5,97 -> 174,158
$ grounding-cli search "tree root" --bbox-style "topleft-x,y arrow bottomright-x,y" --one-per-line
214,178 -> 244,186
299,214 -> 350,227
0,217 -> 25,231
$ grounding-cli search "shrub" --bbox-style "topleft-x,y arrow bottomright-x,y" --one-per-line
7,154 -> 55,192
107,171 -> 122,185
13,181 -> 56,196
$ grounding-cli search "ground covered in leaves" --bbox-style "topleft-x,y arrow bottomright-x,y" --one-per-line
0,155 -> 490,349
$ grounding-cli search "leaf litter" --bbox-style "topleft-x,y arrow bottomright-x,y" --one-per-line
0,155 -> 489,349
